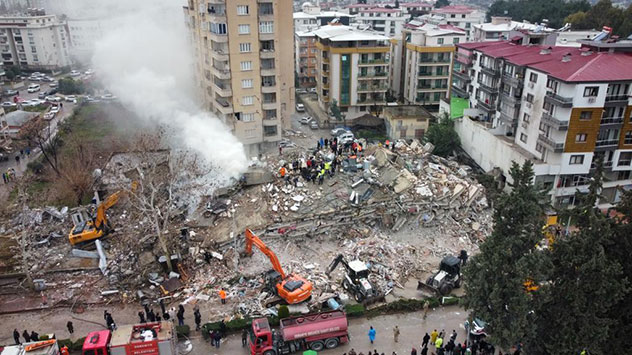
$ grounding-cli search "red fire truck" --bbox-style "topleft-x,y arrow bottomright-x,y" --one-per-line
249,310 -> 349,355
82,322 -> 176,355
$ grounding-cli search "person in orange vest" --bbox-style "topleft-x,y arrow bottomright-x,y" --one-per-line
279,166 -> 286,178
219,288 -> 227,304
60,346 -> 69,355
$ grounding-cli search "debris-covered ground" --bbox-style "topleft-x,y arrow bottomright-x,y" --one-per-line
0,127 -> 492,322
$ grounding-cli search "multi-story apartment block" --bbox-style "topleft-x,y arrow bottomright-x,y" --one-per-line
451,39 -> 632,207
0,12 -> 71,71
429,5 -> 484,41
66,18 -> 108,63
472,17 -> 554,43
295,30 -> 318,88
390,22 -> 465,111
183,0 -> 294,156
293,2 -> 352,32
346,2 -> 434,38
313,25 -> 390,120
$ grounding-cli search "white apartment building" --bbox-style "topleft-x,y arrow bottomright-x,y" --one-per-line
0,13 -> 71,71
66,18 -> 108,63
429,5 -> 484,40
472,17 -> 554,43
184,0 -> 295,156
451,40 -> 632,208
293,2 -> 352,32
346,2 -> 434,38
313,25 -> 390,120
391,22 -> 465,111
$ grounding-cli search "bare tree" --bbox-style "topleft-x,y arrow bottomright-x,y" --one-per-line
19,117 -> 62,176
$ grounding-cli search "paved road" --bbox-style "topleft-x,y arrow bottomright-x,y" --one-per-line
0,303 -> 468,355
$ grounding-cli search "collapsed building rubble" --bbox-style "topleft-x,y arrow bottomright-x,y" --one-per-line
0,137 -> 492,321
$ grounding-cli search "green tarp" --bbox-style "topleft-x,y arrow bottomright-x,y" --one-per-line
450,97 -> 469,119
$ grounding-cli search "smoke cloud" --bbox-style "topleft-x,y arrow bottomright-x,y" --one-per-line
84,0 -> 248,183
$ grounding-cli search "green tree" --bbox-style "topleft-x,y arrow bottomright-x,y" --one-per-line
58,78 -> 85,95
423,114 -> 460,157
463,161 -> 548,350
435,0 -> 450,9
527,161 -> 627,354
329,99 -> 344,126
487,0 -> 590,28
278,305 -> 290,319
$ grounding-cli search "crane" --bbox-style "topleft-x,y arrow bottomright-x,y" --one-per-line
326,254 -> 383,304
68,190 -> 123,245
244,229 -> 313,307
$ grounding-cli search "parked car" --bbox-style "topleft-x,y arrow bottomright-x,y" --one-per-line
49,105 -> 60,114
27,84 -> 41,93
43,112 -> 56,120
28,76 -> 41,82
299,116 -> 313,125
49,82 -> 58,88
65,95 -> 77,103
101,93 -> 117,101
1,101 -> 16,108
339,132 -> 355,144
41,76 -> 55,82
295,88 -> 307,94
310,121 -> 319,129
84,69 -> 95,75
23,99 -> 42,107
308,88 -> 317,93
3,89 -> 18,96
46,96 -> 62,102
296,103 -> 305,112
69,70 -> 81,77
38,92 -> 46,99
331,127 -> 348,136
45,89 -> 58,95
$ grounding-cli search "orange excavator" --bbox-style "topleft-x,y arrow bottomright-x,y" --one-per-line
244,229 -> 313,307
68,190 -> 124,245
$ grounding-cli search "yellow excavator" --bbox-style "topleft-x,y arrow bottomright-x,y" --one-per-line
68,190 -> 124,245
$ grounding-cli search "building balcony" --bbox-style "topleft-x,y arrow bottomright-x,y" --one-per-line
356,98 -> 386,105
358,84 -> 388,92
451,85 -> 469,98
544,91 -> 573,108
604,94 -> 629,106
209,33 -> 228,43
477,100 -> 496,113
258,13 -> 274,21
541,112 -> 569,131
262,102 -> 277,110
538,133 -> 565,153
417,85 -> 448,91
260,49 -> 275,59
502,73 -> 521,87
452,70 -> 471,82
215,99 -> 233,114
259,32 -> 275,41
477,80 -> 499,94
262,84 -> 276,93
595,139 -> 619,148
358,72 -> 388,79
261,68 -> 276,76
600,116 -> 624,127
213,82 -> 232,97
322,82 -> 330,89
500,92 -> 521,106
480,66 -> 499,77
455,53 -> 472,65
499,109 -> 518,125
358,59 -> 389,66
211,49 -> 229,61
211,66 -> 231,80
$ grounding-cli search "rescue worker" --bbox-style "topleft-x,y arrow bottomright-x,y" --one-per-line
219,288 -> 227,304
279,166 -> 286,178
60,346 -> 70,355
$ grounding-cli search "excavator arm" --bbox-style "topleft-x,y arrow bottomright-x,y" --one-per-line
245,229 -> 286,279
325,254 -> 351,277
94,191 -> 122,231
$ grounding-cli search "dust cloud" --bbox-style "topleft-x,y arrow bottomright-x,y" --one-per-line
82,0 -> 248,183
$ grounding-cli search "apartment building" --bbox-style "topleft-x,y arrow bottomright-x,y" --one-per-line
390,22 -> 465,111
293,2 -> 352,32
183,0 -> 294,156
452,40 -> 632,207
295,30 -> 318,88
0,12 -> 71,70
313,25 -> 390,120
472,17 -> 554,43
66,18 -> 108,63
429,5 -> 484,40
346,2 -> 434,38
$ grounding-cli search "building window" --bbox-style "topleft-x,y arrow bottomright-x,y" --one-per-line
210,23 -> 227,34
237,5 -> 249,15
30,46 -> 36,53
437,38 -> 444,45
242,96 -> 254,105
624,131 -> 632,144
238,24 -> 250,34
520,133 -> 528,143
242,113 -> 254,122
539,122 -> 547,132
523,113 -> 530,122
535,143 -> 544,153
569,155 -> 584,165
240,61 -> 252,71
529,72 -> 538,83
241,79 -> 253,88
453,37 -> 460,44
575,133 -> 587,143
579,111 -> 592,120
239,43 -> 251,52
619,152 -> 632,166
526,93 -> 534,103
583,86 -> 599,97
259,21 -> 274,33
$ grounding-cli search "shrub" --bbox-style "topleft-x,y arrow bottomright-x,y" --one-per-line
226,318 -> 251,331
278,305 -> 290,319
344,303 -> 366,317
175,325 -> 190,338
